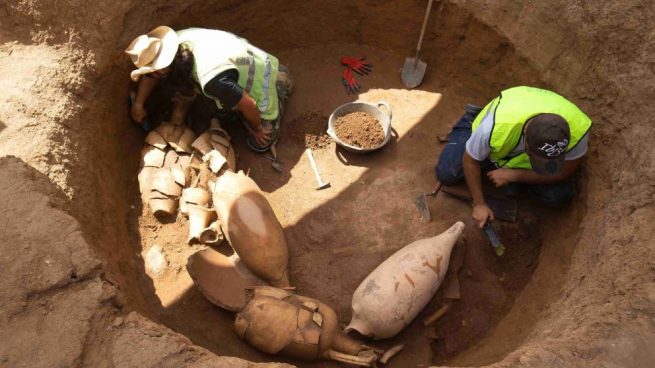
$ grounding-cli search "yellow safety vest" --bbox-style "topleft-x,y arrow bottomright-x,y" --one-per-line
472,86 -> 592,169
176,28 -> 280,121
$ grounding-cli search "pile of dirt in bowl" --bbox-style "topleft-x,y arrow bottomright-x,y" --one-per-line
333,112 -> 385,149
287,111 -> 332,150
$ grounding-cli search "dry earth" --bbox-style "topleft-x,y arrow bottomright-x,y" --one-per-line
0,1 -> 653,367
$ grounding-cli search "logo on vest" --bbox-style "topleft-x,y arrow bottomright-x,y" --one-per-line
537,139 -> 568,157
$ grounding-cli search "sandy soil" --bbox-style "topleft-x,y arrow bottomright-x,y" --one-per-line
333,111 -> 385,148
0,1 -> 654,367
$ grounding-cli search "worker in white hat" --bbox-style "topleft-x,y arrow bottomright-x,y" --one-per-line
126,26 -> 293,152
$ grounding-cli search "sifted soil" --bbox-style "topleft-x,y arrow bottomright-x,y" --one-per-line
334,111 -> 385,149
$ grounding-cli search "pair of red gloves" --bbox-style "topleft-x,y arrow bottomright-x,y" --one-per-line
341,56 -> 373,95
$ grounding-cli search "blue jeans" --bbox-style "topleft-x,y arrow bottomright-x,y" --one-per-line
434,108 -> 574,206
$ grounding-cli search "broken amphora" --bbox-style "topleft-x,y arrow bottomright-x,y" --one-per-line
346,221 -> 465,339
235,286 -> 399,366
212,171 -> 290,287
187,248 -> 266,311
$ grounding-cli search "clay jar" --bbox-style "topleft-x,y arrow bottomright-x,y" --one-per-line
234,286 -> 379,366
212,171 -> 290,287
346,221 -> 465,339
187,248 -> 266,312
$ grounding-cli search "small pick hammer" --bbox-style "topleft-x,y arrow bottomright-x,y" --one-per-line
305,148 -> 330,190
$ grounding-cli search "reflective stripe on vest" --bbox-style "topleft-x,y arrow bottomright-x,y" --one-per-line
176,28 -> 280,121
471,86 -> 592,169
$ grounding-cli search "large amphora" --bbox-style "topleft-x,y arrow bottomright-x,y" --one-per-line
212,171 -> 290,287
346,221 -> 465,339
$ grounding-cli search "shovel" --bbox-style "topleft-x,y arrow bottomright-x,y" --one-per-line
401,0 -> 435,88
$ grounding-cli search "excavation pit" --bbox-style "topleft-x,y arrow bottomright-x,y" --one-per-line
1,1 -> 653,367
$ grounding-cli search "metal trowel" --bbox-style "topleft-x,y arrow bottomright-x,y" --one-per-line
268,144 -> 283,172
415,184 -> 441,222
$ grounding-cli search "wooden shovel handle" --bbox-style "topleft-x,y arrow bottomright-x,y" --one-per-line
415,0 -> 435,56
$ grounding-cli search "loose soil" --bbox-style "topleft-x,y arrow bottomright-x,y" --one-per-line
286,111 -> 332,150
334,111 -> 385,149
1,1 -> 654,368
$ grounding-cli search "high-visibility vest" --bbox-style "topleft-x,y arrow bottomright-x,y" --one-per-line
177,28 -> 280,121
472,86 -> 592,169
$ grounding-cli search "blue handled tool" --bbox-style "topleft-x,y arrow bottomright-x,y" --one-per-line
484,223 -> 505,256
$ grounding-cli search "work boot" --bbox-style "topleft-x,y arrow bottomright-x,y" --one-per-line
464,103 -> 483,120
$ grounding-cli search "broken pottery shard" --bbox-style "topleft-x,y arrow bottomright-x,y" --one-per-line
199,221 -> 223,245
177,153 -> 192,170
148,197 -> 177,217
145,130 -> 168,150
171,165 -> 186,187
187,249 -> 266,311
151,168 -> 182,197
187,204 -> 215,244
346,221 -> 465,340
233,286 -> 389,366
137,166 -> 156,202
172,127 -> 196,153
163,149 -> 179,168
181,187 -> 210,207
211,133 -> 231,148
140,145 -> 166,168
203,150 -> 227,174
189,150 -> 203,169
191,133 -> 213,156
212,171 -> 289,287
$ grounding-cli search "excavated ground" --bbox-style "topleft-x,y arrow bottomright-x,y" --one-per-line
1,1 -> 654,367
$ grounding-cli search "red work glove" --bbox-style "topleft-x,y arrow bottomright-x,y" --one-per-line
342,68 -> 360,95
341,56 -> 373,75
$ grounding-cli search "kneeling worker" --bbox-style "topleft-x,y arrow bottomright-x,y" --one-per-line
435,86 -> 592,228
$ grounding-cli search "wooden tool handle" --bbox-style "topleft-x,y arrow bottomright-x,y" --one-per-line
415,0 -> 435,56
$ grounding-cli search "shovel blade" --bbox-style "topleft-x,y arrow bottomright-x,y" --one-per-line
401,57 -> 427,88
415,194 -> 431,222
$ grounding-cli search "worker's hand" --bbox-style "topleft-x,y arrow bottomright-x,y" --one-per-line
472,203 -> 494,228
342,68 -> 360,95
341,56 -> 373,75
487,168 -> 516,187
131,104 -> 147,123
250,124 -> 272,146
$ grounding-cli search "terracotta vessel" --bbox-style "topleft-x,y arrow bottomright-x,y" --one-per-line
346,221 -> 465,339
212,171 -> 290,287
235,287 -> 394,366
187,248 -> 266,311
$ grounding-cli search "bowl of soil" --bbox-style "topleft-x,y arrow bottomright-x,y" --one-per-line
327,101 -> 392,153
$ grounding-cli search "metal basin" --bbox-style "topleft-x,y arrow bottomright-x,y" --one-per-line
327,101 -> 392,153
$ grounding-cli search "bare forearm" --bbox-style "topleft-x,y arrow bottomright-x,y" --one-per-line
463,152 -> 486,205
236,92 -> 262,130
135,76 -> 158,105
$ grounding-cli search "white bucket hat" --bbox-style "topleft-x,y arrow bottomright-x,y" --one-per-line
125,26 -> 180,82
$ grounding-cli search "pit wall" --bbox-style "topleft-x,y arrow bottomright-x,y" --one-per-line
0,1 -> 653,367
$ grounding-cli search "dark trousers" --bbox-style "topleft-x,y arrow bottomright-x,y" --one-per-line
434,108 -> 574,206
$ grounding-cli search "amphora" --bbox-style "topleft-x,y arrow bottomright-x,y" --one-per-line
346,221 -> 465,339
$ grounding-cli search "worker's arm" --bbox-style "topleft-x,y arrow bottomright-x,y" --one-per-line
463,151 -> 495,228
487,157 -> 582,186
204,70 -> 270,146
131,75 -> 159,123
237,92 -> 270,145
